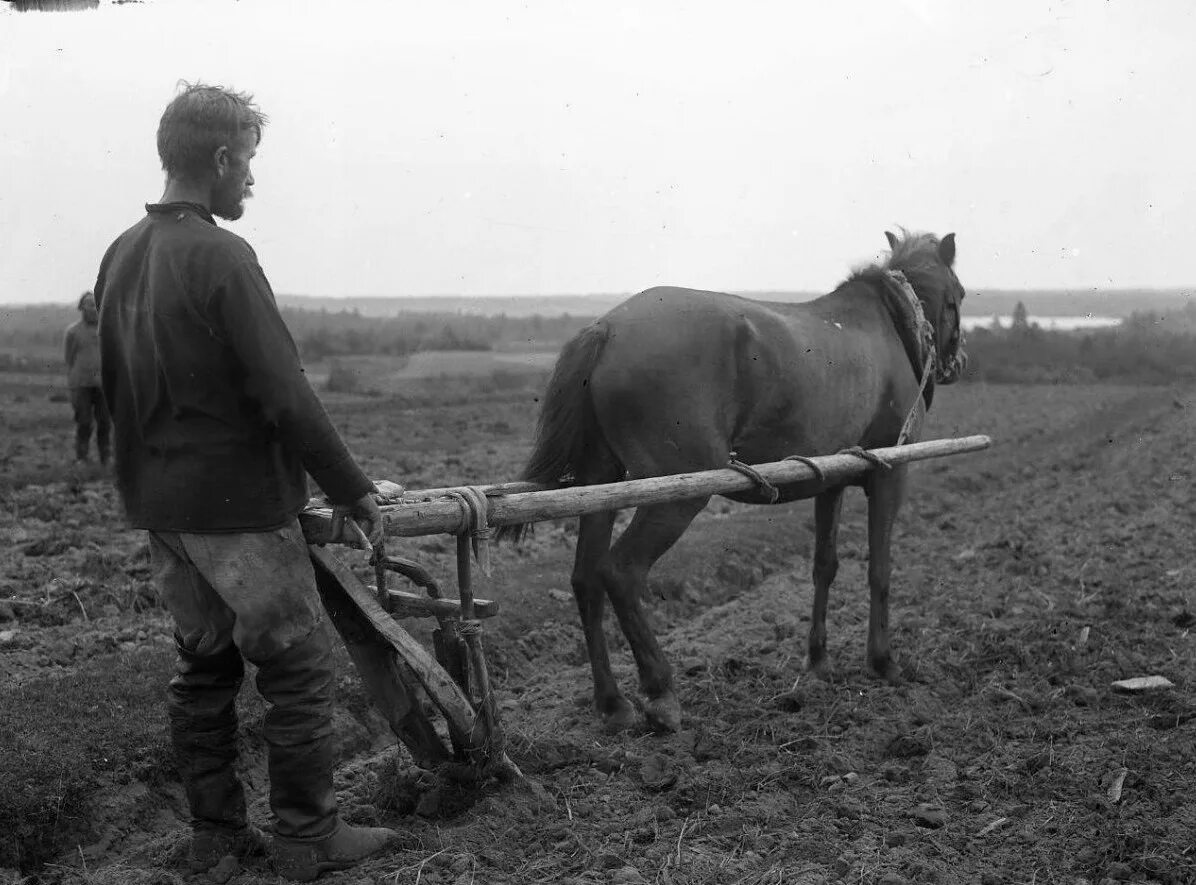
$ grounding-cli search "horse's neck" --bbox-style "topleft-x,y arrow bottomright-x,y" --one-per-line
884,274 -> 937,405
785,276 -> 932,367
854,273 -> 936,401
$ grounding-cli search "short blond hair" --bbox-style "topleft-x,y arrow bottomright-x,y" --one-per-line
156,81 -> 267,181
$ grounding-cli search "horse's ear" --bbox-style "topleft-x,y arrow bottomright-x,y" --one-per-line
938,233 -> 956,266
884,231 -> 899,250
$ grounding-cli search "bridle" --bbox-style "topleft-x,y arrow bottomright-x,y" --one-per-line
936,277 -> 968,384
886,269 -> 966,444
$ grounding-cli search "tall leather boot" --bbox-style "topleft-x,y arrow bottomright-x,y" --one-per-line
257,623 -> 397,881
168,636 -> 263,871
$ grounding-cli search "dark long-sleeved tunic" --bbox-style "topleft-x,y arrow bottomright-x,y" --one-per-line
94,202 -> 372,531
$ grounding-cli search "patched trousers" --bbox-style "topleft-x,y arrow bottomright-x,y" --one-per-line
149,520 -> 340,840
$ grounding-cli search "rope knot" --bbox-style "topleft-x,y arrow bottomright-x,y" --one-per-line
727,453 -> 780,504
782,454 -> 827,484
444,487 -> 493,576
837,445 -> 893,471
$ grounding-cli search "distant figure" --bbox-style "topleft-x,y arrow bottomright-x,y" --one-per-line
63,290 -> 110,464
92,82 -> 394,880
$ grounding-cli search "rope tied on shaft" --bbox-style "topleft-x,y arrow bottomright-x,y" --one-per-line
782,454 -> 827,484
728,451 -> 845,500
727,453 -> 780,504
837,446 -> 894,470
443,486 -> 493,577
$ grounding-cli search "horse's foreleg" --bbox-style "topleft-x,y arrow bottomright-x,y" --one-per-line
572,510 -> 630,730
605,496 -> 709,733
865,466 -> 908,682
808,486 -> 845,678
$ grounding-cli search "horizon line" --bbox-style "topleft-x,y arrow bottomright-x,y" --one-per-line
4,285 -> 1195,311
271,285 -> 1196,300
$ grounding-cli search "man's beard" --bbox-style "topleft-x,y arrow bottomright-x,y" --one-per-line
212,179 -> 249,221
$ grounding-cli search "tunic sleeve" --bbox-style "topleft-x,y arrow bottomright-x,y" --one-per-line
208,260 -> 375,505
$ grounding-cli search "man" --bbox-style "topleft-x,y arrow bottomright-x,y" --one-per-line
93,83 -> 398,882
63,290 -> 110,464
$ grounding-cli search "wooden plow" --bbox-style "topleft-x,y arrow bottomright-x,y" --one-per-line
299,434 -> 991,780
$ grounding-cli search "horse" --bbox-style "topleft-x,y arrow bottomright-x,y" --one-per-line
501,229 -> 967,733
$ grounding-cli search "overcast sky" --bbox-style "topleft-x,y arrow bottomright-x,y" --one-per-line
2,0 -> 1193,305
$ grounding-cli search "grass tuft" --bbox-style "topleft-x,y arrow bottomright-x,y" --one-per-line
0,646 -> 175,871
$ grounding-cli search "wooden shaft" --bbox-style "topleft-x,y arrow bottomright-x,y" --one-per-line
404,479 -> 557,500
456,533 -> 477,622
300,435 -> 991,541
456,531 -> 502,755
451,526 -> 504,759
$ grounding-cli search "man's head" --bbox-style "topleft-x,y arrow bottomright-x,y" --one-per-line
78,291 -> 97,323
157,82 -> 268,221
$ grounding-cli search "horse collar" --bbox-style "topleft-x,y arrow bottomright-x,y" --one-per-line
883,271 -> 937,383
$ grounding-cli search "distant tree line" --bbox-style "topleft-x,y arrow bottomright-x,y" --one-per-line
962,301 -> 1196,385
0,306 -> 75,351
0,305 -> 594,371
280,308 -> 589,360
11,297 -> 1196,386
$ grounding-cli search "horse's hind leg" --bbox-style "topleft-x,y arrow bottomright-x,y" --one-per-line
865,466 -> 909,682
604,496 -> 709,733
572,509 -> 629,730
570,444 -> 631,730
808,486 -> 845,678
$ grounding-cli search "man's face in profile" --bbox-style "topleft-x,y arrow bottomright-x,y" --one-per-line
212,130 -> 258,221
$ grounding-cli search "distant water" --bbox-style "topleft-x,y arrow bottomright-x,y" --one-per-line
962,315 -> 1121,331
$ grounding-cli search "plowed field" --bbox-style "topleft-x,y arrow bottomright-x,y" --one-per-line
2,377 -> 1193,884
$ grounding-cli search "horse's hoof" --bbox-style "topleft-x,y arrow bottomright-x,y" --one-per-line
643,693 -> 682,734
600,699 -> 637,733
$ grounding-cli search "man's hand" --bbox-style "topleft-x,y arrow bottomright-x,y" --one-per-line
330,491 -> 384,549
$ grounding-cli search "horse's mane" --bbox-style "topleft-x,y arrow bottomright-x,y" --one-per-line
848,228 -> 943,286
886,229 -> 943,276
846,232 -> 947,300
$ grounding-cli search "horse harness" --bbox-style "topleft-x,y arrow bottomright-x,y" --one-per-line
725,270 -> 937,502
883,270 -> 937,446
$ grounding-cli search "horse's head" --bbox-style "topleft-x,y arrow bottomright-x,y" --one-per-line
885,229 -> 967,384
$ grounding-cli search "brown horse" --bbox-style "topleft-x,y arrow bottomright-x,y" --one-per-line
504,230 -> 967,733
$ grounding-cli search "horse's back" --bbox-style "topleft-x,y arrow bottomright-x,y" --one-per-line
586,287 -> 907,477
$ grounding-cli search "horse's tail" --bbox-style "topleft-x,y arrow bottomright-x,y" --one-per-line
497,321 -> 613,542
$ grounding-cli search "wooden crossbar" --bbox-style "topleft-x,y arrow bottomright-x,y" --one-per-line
387,590 -> 500,620
299,435 -> 991,543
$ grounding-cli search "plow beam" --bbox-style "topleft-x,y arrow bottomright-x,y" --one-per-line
300,435 -> 992,541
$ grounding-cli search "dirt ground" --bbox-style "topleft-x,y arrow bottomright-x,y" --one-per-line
1,374 -> 1194,884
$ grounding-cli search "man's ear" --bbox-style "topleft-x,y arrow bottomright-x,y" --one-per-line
213,144 -> 230,178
